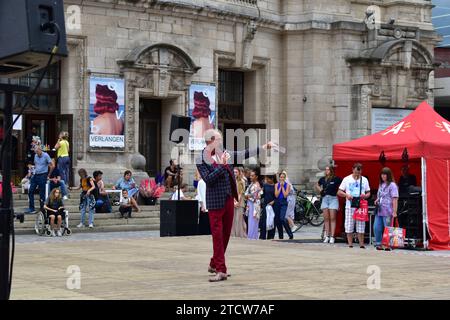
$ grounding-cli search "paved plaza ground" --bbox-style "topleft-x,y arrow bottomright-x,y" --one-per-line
10,228 -> 450,300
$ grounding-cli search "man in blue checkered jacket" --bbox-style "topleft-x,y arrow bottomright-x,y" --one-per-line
196,129 -> 272,282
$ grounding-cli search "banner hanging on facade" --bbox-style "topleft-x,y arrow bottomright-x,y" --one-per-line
188,83 -> 216,150
89,77 -> 125,148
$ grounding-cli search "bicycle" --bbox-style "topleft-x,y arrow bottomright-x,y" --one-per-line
293,191 -> 324,232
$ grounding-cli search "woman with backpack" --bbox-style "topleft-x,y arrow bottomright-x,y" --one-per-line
71,168 -> 96,228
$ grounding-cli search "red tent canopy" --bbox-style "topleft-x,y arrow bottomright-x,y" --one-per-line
333,101 -> 450,250
333,101 -> 450,161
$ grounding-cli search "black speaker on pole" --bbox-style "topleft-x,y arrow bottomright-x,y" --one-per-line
160,200 -> 199,237
0,0 -> 68,77
169,114 -> 191,143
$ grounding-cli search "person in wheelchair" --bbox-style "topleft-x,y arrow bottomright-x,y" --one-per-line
43,188 -> 65,237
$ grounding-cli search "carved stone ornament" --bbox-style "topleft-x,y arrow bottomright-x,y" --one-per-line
242,20 -> 258,69
117,44 -> 200,152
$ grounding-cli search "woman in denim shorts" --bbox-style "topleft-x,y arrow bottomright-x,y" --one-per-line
316,166 -> 342,244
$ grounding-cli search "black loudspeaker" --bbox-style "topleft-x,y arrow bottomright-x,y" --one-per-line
0,0 -> 68,77
169,114 -> 191,143
160,200 -> 199,236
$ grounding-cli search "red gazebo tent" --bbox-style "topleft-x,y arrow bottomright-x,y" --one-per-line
333,101 -> 450,250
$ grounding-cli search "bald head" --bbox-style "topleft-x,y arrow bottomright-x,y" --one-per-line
204,129 -> 222,146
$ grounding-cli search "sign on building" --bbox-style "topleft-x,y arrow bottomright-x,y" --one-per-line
188,83 -> 216,150
371,108 -> 413,133
89,77 -> 125,148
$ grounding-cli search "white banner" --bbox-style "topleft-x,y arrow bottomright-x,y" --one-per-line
13,114 -> 22,130
371,108 -> 413,133
89,135 -> 124,148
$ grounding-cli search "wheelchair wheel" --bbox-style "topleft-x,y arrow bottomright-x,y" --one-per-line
64,228 -> 72,236
34,211 -> 46,236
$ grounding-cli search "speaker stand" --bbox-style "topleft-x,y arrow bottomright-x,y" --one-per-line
176,144 -> 182,200
0,84 -> 28,300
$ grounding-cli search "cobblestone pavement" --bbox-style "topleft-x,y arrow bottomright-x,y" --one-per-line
11,227 -> 450,300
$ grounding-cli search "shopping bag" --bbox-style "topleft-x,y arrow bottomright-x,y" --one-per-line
382,218 -> 405,248
352,199 -> 369,221
266,205 -> 275,231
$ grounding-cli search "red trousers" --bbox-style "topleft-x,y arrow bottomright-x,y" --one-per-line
208,195 -> 235,274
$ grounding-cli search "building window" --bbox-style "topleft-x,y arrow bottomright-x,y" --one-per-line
218,69 -> 244,123
0,63 -> 60,113
227,0 -> 258,5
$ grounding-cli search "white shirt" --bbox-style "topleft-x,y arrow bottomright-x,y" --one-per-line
171,189 -> 185,200
120,197 -> 131,206
195,179 -> 207,212
339,175 -> 370,208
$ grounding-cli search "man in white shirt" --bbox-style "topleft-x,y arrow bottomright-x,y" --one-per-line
338,163 -> 371,248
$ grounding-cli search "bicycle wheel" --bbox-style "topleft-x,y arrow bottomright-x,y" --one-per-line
295,202 -> 309,227
309,203 -> 324,226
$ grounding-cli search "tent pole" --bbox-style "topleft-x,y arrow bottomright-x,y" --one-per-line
421,157 -> 428,250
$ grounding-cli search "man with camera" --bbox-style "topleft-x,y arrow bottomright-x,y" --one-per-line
337,163 -> 371,248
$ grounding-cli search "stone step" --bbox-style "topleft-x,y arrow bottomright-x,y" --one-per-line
15,212 -> 159,225
13,204 -> 161,212
14,223 -> 160,235
14,211 -> 161,231
12,191 -> 178,201
14,217 -> 159,230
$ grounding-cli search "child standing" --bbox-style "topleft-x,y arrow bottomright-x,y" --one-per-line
21,161 -> 35,194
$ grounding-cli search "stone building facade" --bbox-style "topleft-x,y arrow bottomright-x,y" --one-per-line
8,0 -> 441,186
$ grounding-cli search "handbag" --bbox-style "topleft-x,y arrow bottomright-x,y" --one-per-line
373,204 -> 379,216
353,199 -> 369,221
382,218 -> 405,249
266,204 -> 275,230
350,177 -> 363,208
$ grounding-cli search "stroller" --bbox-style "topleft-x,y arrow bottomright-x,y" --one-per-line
34,182 -> 72,236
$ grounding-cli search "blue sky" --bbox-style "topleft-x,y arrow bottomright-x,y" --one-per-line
433,0 -> 450,47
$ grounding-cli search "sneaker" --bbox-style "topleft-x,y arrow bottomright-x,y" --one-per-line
291,225 -> 299,233
89,223 -> 94,228
57,230 -> 62,237
77,223 -> 84,228
63,196 -> 68,200
50,230 -> 56,237
323,236 -> 330,243
329,237 -> 335,244
24,208 -> 35,214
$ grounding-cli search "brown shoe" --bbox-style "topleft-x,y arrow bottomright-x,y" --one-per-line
208,266 -> 231,277
209,272 -> 227,282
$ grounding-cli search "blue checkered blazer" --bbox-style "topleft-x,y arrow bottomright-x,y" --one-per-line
196,147 -> 259,210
